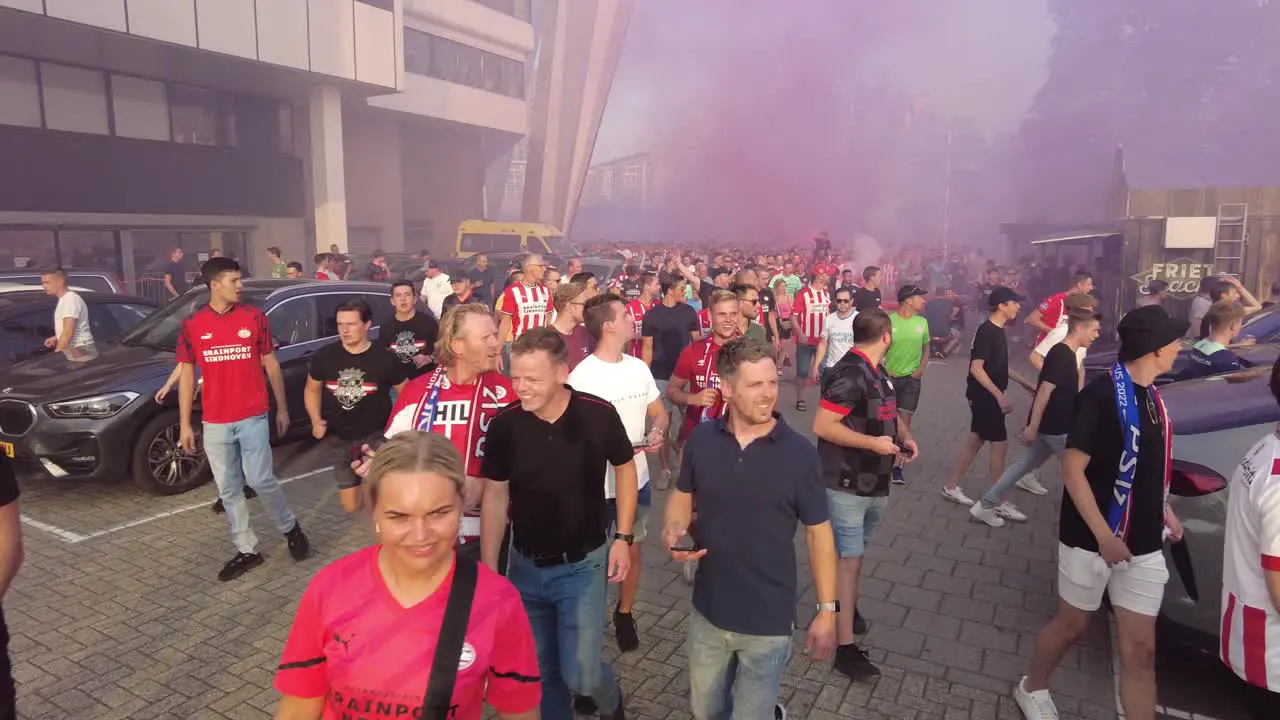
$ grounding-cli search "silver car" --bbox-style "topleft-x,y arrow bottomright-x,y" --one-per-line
1158,363 -> 1280,652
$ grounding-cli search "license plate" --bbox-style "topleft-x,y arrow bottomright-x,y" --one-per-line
0,442 -> 12,459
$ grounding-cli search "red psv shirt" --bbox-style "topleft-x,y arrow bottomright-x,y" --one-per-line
275,547 -> 540,720
697,307 -> 712,336
176,303 -> 273,424
1035,292 -> 1067,344
672,337 -> 728,439
794,286 -> 831,346
625,298 -> 655,357
500,283 -> 552,340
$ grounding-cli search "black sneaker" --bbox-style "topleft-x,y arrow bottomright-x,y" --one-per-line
833,643 -> 880,681
774,704 -> 787,720
286,522 -> 310,561
614,606 -> 640,652
573,696 -> 598,715
891,467 -> 906,486
853,607 -> 869,636
217,552 -> 264,581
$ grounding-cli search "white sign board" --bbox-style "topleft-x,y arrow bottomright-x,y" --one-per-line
1163,216 -> 1217,249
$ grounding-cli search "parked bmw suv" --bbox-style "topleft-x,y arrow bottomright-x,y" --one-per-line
0,279 -> 395,495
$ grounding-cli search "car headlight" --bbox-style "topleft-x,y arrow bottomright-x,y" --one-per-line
45,392 -> 140,419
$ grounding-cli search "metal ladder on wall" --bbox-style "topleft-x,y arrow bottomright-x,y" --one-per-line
1214,203 -> 1248,278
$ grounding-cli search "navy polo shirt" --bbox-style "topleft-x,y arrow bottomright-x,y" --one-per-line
676,414 -> 829,636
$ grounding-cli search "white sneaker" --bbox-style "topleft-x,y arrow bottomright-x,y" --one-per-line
774,704 -> 787,720
1017,474 -> 1049,496
942,486 -> 975,506
995,502 -> 1028,522
969,502 -> 1006,527
1014,677 -> 1059,720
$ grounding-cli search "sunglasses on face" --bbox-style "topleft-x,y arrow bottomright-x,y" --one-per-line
835,299 -> 852,304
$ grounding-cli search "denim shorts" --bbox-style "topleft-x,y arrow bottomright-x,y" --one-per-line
796,343 -> 819,378
826,490 -> 889,558
891,375 -> 921,414
607,483 -> 652,543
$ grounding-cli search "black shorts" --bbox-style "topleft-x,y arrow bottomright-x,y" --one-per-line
322,432 -> 382,491
968,395 -> 1008,442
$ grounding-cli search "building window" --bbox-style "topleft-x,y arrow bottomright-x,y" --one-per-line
278,102 -> 294,155
403,28 -> 525,99
40,63 -> 109,135
57,230 -> 121,276
0,56 -> 41,128
111,75 -> 170,141
0,230 -> 57,270
169,84 -> 235,146
472,0 -> 530,20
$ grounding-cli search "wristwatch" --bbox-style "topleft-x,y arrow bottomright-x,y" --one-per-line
816,601 -> 840,613
614,532 -> 635,545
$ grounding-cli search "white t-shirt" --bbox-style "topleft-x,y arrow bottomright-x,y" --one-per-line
1221,430 -> 1280,690
55,291 -> 93,349
568,353 -> 661,498
420,273 -> 452,318
1032,324 -> 1087,367
822,311 -> 857,368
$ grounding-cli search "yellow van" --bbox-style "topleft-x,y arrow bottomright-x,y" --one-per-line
454,220 -> 577,260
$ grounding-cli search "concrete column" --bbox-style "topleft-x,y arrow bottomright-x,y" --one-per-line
309,85 -> 348,253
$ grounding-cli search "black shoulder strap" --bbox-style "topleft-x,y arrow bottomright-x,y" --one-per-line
422,555 -> 480,720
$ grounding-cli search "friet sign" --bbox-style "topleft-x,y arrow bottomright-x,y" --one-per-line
1130,257 -> 1215,298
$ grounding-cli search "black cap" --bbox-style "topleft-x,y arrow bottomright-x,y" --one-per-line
897,284 -> 928,303
427,260 -> 440,269
987,286 -> 1024,308
1117,305 -> 1190,362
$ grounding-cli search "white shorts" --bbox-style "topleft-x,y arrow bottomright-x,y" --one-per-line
1057,543 -> 1169,616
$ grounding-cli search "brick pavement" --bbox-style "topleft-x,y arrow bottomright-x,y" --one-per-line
6,353 -> 1118,720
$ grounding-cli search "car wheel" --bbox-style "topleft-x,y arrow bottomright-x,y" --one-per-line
131,410 -> 211,495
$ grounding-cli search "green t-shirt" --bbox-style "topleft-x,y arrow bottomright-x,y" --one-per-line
743,321 -> 767,343
770,273 -> 802,297
270,261 -> 288,279
884,312 -> 930,377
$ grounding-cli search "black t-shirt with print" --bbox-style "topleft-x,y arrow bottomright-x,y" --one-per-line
384,312 -> 439,380
966,320 -> 1009,400
1035,343 -> 1080,436
1061,375 -> 1168,556
817,351 -> 898,497
308,343 -> 407,440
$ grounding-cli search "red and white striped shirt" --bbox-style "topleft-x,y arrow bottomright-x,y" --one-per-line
793,285 -> 831,346
500,282 -> 552,340
697,307 -> 712,337
625,298 -> 655,357
1222,429 -> 1280,691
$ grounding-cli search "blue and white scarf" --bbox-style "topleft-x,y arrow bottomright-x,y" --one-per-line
1108,363 -> 1172,540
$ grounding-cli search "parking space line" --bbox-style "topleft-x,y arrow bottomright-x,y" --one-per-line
23,467 -> 334,545
20,515 -> 89,543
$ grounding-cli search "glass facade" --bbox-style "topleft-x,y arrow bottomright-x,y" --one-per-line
403,28 -> 525,99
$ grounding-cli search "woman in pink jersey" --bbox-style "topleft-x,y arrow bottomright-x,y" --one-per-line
274,432 -> 540,720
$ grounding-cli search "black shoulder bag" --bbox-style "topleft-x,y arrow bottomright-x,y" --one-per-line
420,555 -> 480,720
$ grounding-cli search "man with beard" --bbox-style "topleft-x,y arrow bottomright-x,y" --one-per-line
384,280 -> 439,381
361,304 -> 515,567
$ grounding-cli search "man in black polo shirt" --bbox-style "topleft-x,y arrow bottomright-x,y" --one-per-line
662,337 -> 837,720
813,308 -> 919,681
480,327 -> 638,720
0,455 -> 22,719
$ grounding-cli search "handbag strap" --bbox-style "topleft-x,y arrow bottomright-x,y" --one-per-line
421,555 -> 480,720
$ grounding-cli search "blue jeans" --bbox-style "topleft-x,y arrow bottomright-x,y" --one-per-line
508,541 -> 618,720
203,414 -> 297,554
826,491 -> 889,558
979,433 -> 1067,509
687,609 -> 792,720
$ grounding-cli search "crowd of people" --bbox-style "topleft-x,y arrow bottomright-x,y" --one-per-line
4,236 -> 1280,720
